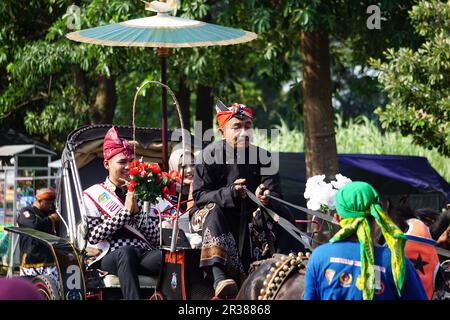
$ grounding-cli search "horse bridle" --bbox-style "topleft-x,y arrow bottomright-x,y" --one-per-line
258,252 -> 309,300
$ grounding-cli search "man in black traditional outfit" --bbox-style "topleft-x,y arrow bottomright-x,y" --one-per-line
82,126 -> 161,300
191,102 -> 304,298
17,187 -> 60,283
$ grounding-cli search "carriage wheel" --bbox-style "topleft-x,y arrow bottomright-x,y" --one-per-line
32,275 -> 61,300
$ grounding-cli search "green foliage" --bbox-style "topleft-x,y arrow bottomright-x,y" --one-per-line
0,0 -> 438,166
252,118 -> 304,153
0,0 -> 157,149
335,115 -> 449,182
370,0 -> 450,156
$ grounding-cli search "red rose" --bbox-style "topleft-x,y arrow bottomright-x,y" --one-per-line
162,186 -> 169,195
161,172 -> 169,178
160,172 -> 170,185
128,180 -> 136,192
129,167 -> 139,176
150,163 -> 161,174
169,183 -> 176,195
128,159 -> 139,169
169,170 -> 180,180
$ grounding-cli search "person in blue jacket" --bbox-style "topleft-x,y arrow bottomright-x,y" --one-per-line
304,181 -> 427,300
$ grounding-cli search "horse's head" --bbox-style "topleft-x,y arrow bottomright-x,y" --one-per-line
236,252 -> 308,300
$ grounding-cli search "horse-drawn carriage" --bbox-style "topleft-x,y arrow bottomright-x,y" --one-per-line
5,120 -> 450,299
4,81 -> 450,299
6,123 -> 217,300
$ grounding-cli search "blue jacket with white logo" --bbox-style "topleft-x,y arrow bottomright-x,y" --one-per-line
304,241 -> 427,300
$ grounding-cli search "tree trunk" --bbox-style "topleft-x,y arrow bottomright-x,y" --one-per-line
176,78 -> 191,130
195,84 -> 213,135
91,74 -> 117,124
71,64 -> 88,100
301,31 -> 339,179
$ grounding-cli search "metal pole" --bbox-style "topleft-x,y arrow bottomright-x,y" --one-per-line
7,236 -> 18,277
66,173 -> 77,243
158,47 -> 170,171
68,152 -> 89,248
12,156 -> 17,227
55,168 -> 70,238
131,80 -> 185,253
8,156 -> 18,276
63,167 -> 76,243
1,169 -> 5,225
47,155 -> 51,187
62,167 -> 72,241
69,151 -> 87,219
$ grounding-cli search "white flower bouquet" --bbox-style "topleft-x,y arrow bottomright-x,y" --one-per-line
304,174 -> 352,213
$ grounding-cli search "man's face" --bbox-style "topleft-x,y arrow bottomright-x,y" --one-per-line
104,152 -> 130,185
38,199 -> 55,213
219,117 -> 253,148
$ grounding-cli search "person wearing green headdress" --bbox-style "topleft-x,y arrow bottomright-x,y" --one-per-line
304,181 -> 426,300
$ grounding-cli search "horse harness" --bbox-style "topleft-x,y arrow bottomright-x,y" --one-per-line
257,252 -> 309,300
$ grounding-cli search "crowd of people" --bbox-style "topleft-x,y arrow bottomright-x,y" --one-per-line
1,101 -> 449,300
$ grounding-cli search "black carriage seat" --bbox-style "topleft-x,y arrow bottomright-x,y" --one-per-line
61,125 -> 202,294
68,136 -> 172,292
100,226 -> 199,291
76,221 -> 159,290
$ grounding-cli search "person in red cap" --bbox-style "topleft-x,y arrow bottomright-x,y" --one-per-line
387,204 -> 441,299
17,187 -> 60,285
191,101 -> 304,298
82,126 -> 161,300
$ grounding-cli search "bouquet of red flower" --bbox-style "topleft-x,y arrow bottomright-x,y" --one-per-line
127,158 -> 181,204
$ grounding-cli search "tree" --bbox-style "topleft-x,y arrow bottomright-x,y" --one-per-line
0,0 -> 69,137
302,30 -> 339,178
0,0 -> 423,158
278,0 -> 419,178
172,0 -> 269,133
370,0 -> 450,156
0,0 -> 158,150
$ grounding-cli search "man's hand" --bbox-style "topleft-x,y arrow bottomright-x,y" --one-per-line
118,177 -> 129,189
255,184 -> 270,206
437,226 -> 450,248
232,178 -> 247,199
48,213 -> 60,222
125,192 -> 139,215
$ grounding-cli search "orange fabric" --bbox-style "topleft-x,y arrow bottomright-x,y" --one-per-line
216,103 -> 253,128
406,218 -> 432,238
216,112 -> 235,128
35,187 -> 56,200
405,219 -> 439,300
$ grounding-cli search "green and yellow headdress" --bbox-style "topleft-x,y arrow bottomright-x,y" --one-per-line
329,181 -> 406,300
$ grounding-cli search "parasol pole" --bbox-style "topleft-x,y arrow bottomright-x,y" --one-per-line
132,79 -> 185,252
158,47 -> 170,171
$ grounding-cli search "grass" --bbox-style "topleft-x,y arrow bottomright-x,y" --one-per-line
252,115 -> 449,182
